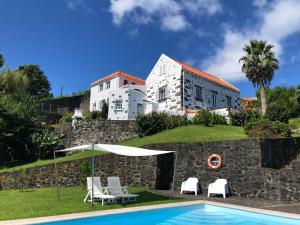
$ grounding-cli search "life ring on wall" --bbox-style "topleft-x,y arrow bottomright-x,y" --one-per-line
208,154 -> 222,170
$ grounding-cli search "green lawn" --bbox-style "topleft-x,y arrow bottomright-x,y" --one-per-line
0,151 -> 106,173
0,186 -> 182,221
289,117 -> 300,129
121,125 -> 247,147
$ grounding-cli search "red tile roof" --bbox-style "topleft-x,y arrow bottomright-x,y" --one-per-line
92,71 -> 145,86
241,97 -> 257,101
174,59 -> 239,92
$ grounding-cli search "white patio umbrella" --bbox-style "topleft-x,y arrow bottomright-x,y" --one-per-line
53,143 -> 176,204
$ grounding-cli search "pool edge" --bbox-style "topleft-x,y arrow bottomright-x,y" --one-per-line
0,200 -> 299,225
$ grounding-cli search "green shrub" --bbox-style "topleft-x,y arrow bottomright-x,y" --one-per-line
17,169 -> 28,191
229,111 -> 260,126
79,160 -> 91,186
244,119 -> 291,138
59,113 -> 72,123
32,128 -> 63,159
248,122 -> 280,138
136,112 -> 189,137
192,111 -> 226,126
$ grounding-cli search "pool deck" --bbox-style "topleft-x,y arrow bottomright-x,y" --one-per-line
1,193 -> 299,225
154,190 -> 300,214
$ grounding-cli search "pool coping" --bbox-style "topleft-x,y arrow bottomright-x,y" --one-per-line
1,200 -> 299,225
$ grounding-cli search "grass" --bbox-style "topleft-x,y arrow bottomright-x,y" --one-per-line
289,117 -> 300,129
121,125 -> 247,147
0,151 -> 106,174
0,186 -> 182,221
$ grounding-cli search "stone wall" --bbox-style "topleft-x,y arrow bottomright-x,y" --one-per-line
0,153 -> 157,190
146,137 -> 300,202
59,120 -> 138,148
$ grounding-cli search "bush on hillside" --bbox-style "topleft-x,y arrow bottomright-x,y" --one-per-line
229,111 -> 260,126
59,113 -> 72,123
192,111 -> 226,126
136,112 -> 189,137
79,160 -> 91,185
244,119 -> 291,138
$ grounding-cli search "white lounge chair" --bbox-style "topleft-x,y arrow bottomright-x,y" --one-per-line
107,176 -> 139,203
84,177 -> 116,206
180,177 -> 199,196
208,179 -> 230,198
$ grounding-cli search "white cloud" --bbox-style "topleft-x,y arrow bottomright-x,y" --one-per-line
109,0 -> 222,31
65,0 -> 91,13
202,0 -> 300,81
253,0 -> 268,8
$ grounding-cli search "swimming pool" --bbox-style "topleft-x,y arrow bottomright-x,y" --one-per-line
39,204 -> 299,225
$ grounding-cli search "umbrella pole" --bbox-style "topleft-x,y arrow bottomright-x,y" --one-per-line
54,151 -> 60,200
91,142 -> 95,206
171,151 -> 178,192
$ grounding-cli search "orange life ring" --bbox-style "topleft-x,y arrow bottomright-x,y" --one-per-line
208,154 -> 222,170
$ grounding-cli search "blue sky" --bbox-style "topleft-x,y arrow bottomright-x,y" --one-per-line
1,0 -> 300,97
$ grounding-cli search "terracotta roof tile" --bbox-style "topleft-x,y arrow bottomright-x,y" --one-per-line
174,59 -> 239,92
92,71 -> 145,86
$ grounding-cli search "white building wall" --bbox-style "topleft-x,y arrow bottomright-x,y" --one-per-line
183,72 -> 240,110
146,54 -> 183,112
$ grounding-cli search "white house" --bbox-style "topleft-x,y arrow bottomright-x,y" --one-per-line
90,54 -> 240,120
146,54 -> 240,114
90,71 -> 146,120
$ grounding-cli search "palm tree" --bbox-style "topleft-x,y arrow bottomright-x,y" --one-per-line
0,53 -> 4,68
239,40 -> 279,116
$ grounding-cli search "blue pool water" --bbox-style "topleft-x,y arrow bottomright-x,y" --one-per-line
40,204 -> 299,225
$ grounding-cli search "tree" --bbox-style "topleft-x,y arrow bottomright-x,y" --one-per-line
0,53 -> 4,68
0,70 -> 29,101
296,84 -> 300,108
18,64 -> 51,99
239,40 -> 279,116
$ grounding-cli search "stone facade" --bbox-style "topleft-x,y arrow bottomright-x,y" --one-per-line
0,153 -> 157,190
146,54 -> 240,113
61,120 -> 138,148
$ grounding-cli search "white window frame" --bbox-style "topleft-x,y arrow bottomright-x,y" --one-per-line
114,99 -> 123,110
212,91 -> 218,108
159,64 -> 166,75
106,81 -> 110,89
98,84 -> 103,92
98,100 -> 103,110
226,95 -> 232,107
195,85 -> 202,101
92,102 -> 96,111
158,87 -> 166,101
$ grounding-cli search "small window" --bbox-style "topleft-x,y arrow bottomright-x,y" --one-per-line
132,82 -> 135,85
98,100 -> 103,110
137,103 -> 144,115
226,96 -> 232,107
195,86 -> 202,101
92,102 -> 96,111
106,81 -> 110,89
98,84 -> 103,92
212,91 -> 218,108
124,80 -> 128,85
115,100 -> 123,110
159,64 -> 166,75
159,87 -> 166,101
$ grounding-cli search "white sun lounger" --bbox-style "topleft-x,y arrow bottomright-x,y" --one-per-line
180,177 -> 200,196
107,176 -> 139,203
208,178 -> 230,198
84,177 -> 116,206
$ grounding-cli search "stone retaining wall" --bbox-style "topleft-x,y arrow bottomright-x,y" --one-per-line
59,120 -> 138,148
146,138 -> 300,202
0,153 -> 157,190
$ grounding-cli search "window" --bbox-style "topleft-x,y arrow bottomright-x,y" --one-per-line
159,87 -> 166,101
226,95 -> 232,107
159,64 -> 166,75
98,84 -> 103,92
132,82 -> 135,85
124,80 -> 128,85
195,86 -> 202,101
106,81 -> 110,89
98,100 -> 103,110
212,91 -> 218,108
92,102 -> 96,111
115,100 -> 123,110
137,103 -> 144,115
